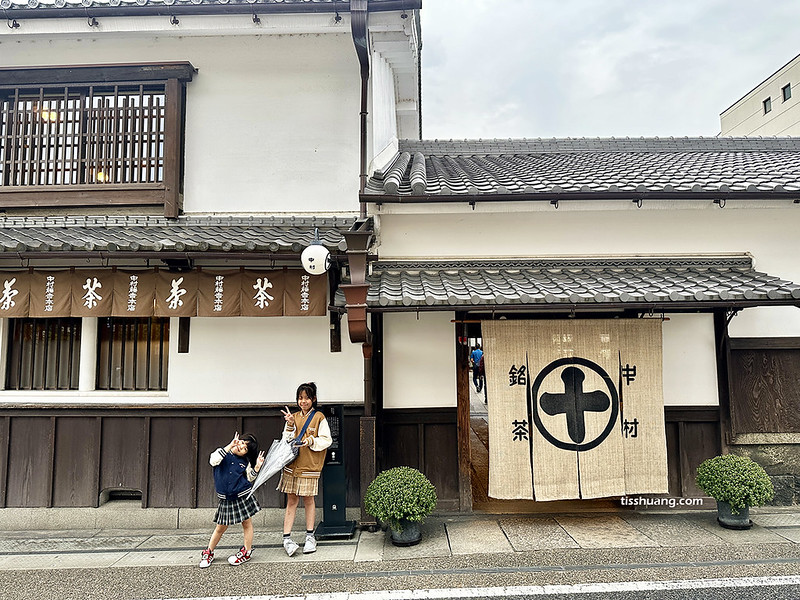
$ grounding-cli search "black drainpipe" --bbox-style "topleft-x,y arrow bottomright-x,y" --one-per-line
350,0 -> 377,526
351,0 -> 370,218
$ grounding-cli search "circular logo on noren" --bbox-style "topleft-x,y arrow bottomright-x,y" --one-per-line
529,357 -> 619,452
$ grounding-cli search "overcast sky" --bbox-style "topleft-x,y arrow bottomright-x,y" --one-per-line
419,1 -> 800,139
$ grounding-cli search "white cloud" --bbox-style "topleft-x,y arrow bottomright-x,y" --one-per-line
420,0 -> 800,139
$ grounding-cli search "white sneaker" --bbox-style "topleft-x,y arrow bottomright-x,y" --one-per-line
199,548 -> 214,568
227,546 -> 252,565
283,538 -> 299,557
303,536 -> 317,554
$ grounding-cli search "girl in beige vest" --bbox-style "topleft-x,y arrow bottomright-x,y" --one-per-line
279,382 -> 332,555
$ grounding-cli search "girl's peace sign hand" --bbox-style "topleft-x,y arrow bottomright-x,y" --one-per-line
281,406 -> 294,424
225,431 -> 239,452
255,450 -> 266,471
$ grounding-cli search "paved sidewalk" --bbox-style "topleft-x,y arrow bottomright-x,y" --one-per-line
2,507 -> 800,571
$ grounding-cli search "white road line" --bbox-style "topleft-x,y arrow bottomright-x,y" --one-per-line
151,574 -> 800,600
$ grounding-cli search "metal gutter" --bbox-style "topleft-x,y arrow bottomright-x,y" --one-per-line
2,252 -> 343,260
350,0 -> 369,219
359,300 -> 800,313
361,190 -> 800,206
0,0 -> 421,20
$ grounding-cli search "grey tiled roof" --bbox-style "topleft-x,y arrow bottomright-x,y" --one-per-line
0,215 -> 354,254
364,138 -> 800,198
4,0 -> 330,8
335,256 -> 800,309
1,0 -> 411,12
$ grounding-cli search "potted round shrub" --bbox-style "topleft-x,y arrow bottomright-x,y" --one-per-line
364,466 -> 438,546
695,454 -> 774,529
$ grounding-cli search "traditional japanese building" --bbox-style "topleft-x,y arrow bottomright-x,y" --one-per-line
0,0 -> 421,519
357,138 -> 800,511
1,0 -> 799,521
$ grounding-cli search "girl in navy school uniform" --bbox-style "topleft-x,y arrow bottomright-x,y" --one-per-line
199,432 -> 265,568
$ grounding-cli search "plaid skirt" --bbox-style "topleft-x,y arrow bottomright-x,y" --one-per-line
278,471 -> 319,497
213,494 -> 260,525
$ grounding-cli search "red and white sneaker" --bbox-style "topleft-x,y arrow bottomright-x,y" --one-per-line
228,546 -> 252,565
199,548 -> 214,568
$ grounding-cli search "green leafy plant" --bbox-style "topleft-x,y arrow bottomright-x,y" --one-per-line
696,454 -> 774,513
364,466 -> 438,532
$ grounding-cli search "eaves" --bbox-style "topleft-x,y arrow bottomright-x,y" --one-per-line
361,189 -> 800,207
0,0 -> 421,20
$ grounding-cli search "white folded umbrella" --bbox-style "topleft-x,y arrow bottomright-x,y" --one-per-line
247,438 -> 298,498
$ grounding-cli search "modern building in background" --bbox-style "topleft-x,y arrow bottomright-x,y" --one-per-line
720,53 -> 800,135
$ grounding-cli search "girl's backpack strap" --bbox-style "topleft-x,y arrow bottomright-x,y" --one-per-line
293,409 -> 316,443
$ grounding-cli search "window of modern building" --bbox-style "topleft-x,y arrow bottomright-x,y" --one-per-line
783,83 -> 792,102
0,62 -> 194,217
763,97 -> 772,114
96,317 -> 169,391
5,318 -> 81,390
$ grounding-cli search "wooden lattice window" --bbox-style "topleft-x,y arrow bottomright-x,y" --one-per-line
1,85 -> 166,186
0,63 -> 194,217
96,317 -> 169,391
5,317 -> 81,391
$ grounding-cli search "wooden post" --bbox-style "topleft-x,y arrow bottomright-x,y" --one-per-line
142,416 -> 151,508
47,417 -> 56,508
162,78 -> 182,218
359,339 -> 376,526
455,312 -> 473,511
714,309 -> 732,455
94,416 -> 102,507
191,417 -> 199,509
0,416 -> 8,508
359,415 -> 377,527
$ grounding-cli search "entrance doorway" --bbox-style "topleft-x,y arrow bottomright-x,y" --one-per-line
462,321 -> 620,514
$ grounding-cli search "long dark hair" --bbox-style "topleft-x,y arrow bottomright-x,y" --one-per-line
239,433 -> 260,468
296,381 -> 318,410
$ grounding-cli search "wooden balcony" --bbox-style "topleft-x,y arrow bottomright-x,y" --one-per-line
0,63 -> 194,218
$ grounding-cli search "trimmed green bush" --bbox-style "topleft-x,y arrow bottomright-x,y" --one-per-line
364,466 -> 438,532
695,454 -> 774,513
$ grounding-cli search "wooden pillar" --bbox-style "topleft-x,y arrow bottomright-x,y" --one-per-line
0,318 -> 8,390
359,341 -> 376,527
359,415 -> 377,526
163,78 -> 183,218
714,309 -> 732,455
359,312 -> 381,526
455,312 -> 473,511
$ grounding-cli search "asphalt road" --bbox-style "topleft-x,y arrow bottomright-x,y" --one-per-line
4,550 -> 800,600
540,587 -> 800,600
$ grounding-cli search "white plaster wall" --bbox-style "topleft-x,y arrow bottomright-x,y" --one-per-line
374,204 -> 800,336
168,316 -> 364,405
720,56 -> 800,136
370,52 -> 399,167
182,34 -> 361,213
728,306 -> 800,337
380,312 -> 718,409
383,311 -> 457,409
662,314 -> 719,406
1,32 -> 362,214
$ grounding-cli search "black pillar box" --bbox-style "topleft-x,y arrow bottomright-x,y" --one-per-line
315,404 -> 356,539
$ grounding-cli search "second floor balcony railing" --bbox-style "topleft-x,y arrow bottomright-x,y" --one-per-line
0,62 -> 195,217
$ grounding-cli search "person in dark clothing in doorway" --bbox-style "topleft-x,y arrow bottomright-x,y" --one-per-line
470,344 -> 484,392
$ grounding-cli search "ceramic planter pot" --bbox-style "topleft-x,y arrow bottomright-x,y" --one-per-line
716,500 -> 752,530
390,519 -> 422,546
